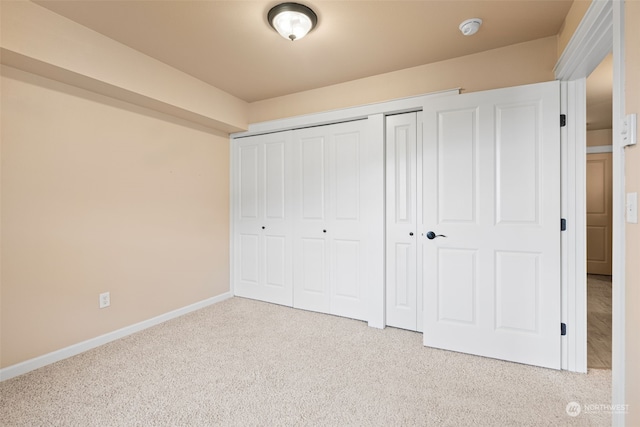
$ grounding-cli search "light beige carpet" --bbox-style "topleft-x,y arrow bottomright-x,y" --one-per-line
1,297 -> 611,426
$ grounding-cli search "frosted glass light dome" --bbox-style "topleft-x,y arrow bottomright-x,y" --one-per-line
268,3 -> 318,41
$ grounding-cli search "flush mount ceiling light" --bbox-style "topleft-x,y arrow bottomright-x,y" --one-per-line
268,2 -> 318,41
459,18 -> 483,36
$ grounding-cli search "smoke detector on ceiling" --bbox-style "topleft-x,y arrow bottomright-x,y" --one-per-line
459,18 -> 483,36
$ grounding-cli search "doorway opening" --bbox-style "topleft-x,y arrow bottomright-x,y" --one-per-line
586,53 -> 613,370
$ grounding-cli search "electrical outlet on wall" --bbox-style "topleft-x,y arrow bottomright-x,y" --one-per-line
99,292 -> 110,309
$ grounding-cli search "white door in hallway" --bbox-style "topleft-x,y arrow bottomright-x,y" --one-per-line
422,81 -> 562,369
586,153 -> 613,275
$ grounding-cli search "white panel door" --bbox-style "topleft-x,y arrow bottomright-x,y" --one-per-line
586,153 -> 612,274
293,131 -> 329,313
385,113 -> 420,331
292,120 -> 371,321
422,81 -> 561,369
233,131 -> 293,306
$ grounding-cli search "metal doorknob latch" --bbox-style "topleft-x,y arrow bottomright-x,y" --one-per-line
409,232 -> 414,236
426,231 -> 447,240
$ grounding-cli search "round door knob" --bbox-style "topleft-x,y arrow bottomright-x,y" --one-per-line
409,232 -> 414,236
323,229 -> 327,233
261,226 -> 265,230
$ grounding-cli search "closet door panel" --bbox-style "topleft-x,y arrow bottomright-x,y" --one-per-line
331,239 -> 365,320
293,120 -> 370,320
295,130 -> 330,312
234,138 -> 262,299
239,233 -> 260,284
264,235 -> 286,288
264,141 -> 286,220
392,243 -> 412,306
437,109 -> 478,224
301,136 -> 326,220
334,131 -> 360,221
330,124 -> 368,320
233,131 -> 293,306
296,237 -> 329,312
238,144 -> 260,220
262,138 -> 292,302
385,113 -> 418,330
293,131 -> 330,313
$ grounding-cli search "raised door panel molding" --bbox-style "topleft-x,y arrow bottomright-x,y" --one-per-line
437,108 -> 478,224
238,144 -> 259,220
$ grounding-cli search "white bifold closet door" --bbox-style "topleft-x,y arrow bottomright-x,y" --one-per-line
385,112 -> 422,331
291,119 -> 372,321
233,131 -> 293,306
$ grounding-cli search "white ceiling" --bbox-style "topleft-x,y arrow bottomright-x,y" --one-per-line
32,1 -> 613,130
36,0 -> 575,103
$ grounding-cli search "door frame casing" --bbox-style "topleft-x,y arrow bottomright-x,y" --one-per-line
558,78 -> 588,373
554,0 -> 625,424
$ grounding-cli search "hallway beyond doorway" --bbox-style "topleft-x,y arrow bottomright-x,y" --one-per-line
587,274 -> 612,369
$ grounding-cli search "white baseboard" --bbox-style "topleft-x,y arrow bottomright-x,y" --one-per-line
0,292 -> 233,382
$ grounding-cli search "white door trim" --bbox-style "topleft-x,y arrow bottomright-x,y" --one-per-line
555,0 -> 625,424
554,0 -> 613,80
611,2 -> 626,425
559,78 -> 588,373
231,90 -> 459,138
366,113 -> 386,329
586,145 -> 614,154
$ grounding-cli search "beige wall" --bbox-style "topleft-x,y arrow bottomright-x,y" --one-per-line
557,0 -> 592,56
587,129 -> 613,147
1,1 -> 248,133
625,1 -> 640,423
249,36 -> 557,123
1,66 -> 230,367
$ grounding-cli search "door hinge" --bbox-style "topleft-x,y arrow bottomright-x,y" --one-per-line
560,114 -> 567,127
561,218 -> 567,231
561,323 -> 567,336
